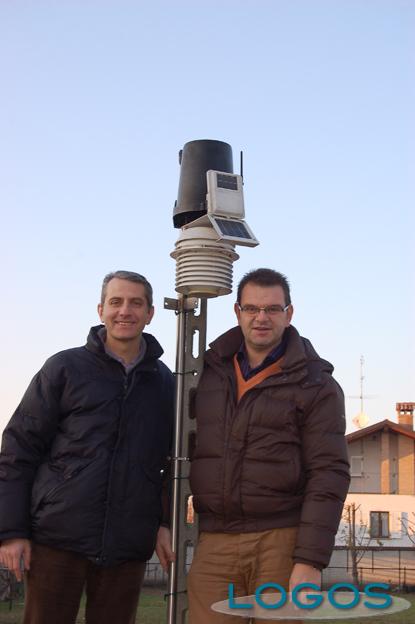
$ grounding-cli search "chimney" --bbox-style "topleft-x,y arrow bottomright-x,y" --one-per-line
396,402 -> 414,430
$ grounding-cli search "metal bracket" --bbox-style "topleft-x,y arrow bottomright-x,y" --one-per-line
164,297 -> 199,312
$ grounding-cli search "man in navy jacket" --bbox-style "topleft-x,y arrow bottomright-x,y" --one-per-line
0,270 -> 175,624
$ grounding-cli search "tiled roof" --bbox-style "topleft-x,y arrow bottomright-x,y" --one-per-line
347,419 -> 415,442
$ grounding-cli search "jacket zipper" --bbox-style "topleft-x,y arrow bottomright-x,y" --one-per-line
98,363 -> 157,564
98,372 -> 131,564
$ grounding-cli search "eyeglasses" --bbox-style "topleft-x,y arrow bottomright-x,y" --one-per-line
237,303 -> 290,316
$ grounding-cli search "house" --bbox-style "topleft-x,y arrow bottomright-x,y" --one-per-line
325,402 -> 415,587
145,402 -> 415,587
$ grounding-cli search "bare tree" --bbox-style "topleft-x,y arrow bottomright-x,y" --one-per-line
401,512 -> 415,545
339,502 -> 375,587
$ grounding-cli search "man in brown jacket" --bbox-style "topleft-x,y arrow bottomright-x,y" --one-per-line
188,268 -> 350,623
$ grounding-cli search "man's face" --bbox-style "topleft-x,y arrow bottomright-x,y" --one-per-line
97,278 -> 154,345
234,283 -> 293,356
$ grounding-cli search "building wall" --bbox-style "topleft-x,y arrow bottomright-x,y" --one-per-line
349,436 -> 381,493
348,430 -> 415,495
335,493 -> 415,547
390,433 -> 399,493
364,434 -> 381,492
398,435 -> 415,494
381,431 -> 391,493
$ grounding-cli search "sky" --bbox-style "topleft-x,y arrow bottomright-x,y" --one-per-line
1,0 -> 414,435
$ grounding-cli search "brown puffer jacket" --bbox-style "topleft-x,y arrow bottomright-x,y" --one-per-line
189,325 -> 350,570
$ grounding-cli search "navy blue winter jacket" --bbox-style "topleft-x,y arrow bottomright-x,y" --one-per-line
0,326 -> 174,565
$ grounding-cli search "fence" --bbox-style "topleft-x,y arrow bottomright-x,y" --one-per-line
323,547 -> 415,590
3,548 -> 414,596
143,562 -> 168,586
0,567 -> 24,609
143,545 -> 415,589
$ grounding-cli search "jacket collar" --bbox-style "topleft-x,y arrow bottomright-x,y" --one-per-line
207,325 -> 333,378
85,325 -> 164,364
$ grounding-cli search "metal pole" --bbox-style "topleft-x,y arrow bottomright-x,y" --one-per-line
165,295 -> 207,624
166,295 -> 186,624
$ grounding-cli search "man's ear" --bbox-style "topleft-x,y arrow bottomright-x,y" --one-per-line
234,302 -> 241,325
97,303 -> 103,321
286,304 -> 294,326
146,306 -> 155,325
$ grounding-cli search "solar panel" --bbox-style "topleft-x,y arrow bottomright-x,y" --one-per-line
215,218 -> 252,239
208,216 -> 259,247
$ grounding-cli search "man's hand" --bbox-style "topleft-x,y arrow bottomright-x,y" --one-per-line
289,562 -> 321,594
0,538 -> 31,582
155,526 -> 175,573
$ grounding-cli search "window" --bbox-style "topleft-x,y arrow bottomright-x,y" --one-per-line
350,456 -> 363,477
370,511 -> 389,538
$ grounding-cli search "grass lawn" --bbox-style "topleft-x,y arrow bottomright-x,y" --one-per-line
0,590 -> 414,623
135,587 -> 167,624
0,587 -> 167,624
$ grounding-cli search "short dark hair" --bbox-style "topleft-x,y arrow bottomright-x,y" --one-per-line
101,270 -> 153,307
237,268 -> 291,306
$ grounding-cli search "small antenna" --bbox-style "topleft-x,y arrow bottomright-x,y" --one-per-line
348,355 -> 377,429
359,355 -> 365,414
240,151 -> 244,182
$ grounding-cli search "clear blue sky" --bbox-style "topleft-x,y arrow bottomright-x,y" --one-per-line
1,0 -> 414,434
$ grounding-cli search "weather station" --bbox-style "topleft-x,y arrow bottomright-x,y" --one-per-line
165,139 -> 258,623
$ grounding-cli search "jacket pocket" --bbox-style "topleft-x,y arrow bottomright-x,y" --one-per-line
31,458 -> 94,515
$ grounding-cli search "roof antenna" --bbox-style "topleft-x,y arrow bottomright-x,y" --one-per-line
350,355 -> 373,429
240,150 -> 244,183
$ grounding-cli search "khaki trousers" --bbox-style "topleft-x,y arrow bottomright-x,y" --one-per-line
23,542 -> 146,624
187,527 -> 299,624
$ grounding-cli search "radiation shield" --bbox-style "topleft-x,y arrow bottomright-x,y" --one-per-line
211,591 -> 411,620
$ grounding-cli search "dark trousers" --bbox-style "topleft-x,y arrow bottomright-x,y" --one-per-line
23,543 -> 146,624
